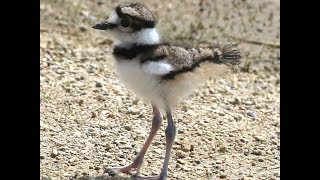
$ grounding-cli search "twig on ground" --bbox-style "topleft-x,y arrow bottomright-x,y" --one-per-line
228,34 -> 280,48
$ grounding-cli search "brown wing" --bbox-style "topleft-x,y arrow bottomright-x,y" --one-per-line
140,43 -> 241,80
140,44 -> 214,70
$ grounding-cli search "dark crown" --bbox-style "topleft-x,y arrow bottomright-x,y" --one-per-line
115,3 -> 155,28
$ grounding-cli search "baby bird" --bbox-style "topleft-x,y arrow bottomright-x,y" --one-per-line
92,3 -> 241,180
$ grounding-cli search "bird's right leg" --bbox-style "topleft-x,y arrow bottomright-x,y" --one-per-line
104,104 -> 162,176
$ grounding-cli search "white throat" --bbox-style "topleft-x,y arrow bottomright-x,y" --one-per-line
135,28 -> 160,45
116,28 -> 161,48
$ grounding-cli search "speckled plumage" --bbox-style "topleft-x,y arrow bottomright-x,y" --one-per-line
113,42 -> 241,80
116,3 -> 155,28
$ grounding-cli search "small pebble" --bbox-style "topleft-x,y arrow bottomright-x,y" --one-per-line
75,76 -> 85,81
218,111 -> 225,116
247,111 -> 256,118
78,99 -> 84,106
240,138 -> 246,143
128,107 -> 140,115
181,105 -> 188,112
106,169 -> 117,176
218,145 -> 227,153
181,145 -> 191,152
176,150 -> 186,158
220,174 -> 227,179
153,149 -> 162,154
253,150 -> 263,155
95,82 -> 102,88
177,159 -> 186,164
91,112 -> 97,118
96,95 -> 106,101
105,143 -> 112,151
254,135 -> 266,142
97,1 -> 103,6
216,160 -> 222,164
190,145 -> 195,151
235,114 -> 243,121
79,26 -> 87,32
182,166 -> 191,172
244,101 -> 254,105
50,149 -> 58,158
124,125 -> 131,131
230,98 -> 241,105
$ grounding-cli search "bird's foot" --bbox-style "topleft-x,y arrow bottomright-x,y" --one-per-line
132,173 -> 166,180
104,163 -> 140,176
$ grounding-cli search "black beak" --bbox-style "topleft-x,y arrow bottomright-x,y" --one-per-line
92,22 -> 117,30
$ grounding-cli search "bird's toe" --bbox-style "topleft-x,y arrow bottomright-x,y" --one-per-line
132,174 -> 163,180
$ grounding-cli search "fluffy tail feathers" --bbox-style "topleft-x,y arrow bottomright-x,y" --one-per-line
211,43 -> 242,71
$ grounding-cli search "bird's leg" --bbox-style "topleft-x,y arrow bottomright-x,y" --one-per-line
105,104 -> 162,176
133,106 -> 176,180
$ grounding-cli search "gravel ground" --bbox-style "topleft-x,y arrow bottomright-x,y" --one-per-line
40,0 -> 280,179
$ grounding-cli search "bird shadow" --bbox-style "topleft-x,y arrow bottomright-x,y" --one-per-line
75,174 -> 131,180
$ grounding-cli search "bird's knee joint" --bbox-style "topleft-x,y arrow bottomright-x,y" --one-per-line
151,116 -> 162,130
165,124 -> 176,139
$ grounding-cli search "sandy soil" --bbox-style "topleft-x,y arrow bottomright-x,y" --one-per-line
40,0 -> 280,179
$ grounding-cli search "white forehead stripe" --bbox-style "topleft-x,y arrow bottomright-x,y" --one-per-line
142,61 -> 173,75
108,11 -> 119,23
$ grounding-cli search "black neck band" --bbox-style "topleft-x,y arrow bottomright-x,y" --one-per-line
113,43 -> 159,59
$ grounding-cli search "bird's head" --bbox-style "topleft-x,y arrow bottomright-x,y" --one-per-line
92,3 -> 160,46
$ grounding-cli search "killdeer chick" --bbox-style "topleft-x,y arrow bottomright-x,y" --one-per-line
92,3 -> 241,180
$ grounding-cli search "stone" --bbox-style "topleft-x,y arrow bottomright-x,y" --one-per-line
177,159 -> 187,164
218,145 -> 227,153
128,107 -> 140,115
95,82 -> 102,88
247,111 -> 256,118
124,125 -> 132,131
50,149 -> 58,158
176,150 -> 186,158
181,145 -> 191,152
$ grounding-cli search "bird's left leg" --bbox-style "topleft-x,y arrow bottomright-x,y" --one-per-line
104,104 -> 162,176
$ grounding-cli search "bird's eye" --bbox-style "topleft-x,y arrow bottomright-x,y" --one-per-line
120,17 -> 131,28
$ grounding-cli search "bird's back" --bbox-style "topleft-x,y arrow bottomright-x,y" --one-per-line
140,43 -> 241,80
135,43 -> 241,109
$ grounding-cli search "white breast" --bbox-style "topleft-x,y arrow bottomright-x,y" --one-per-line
114,58 -> 167,108
113,58 -> 219,111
